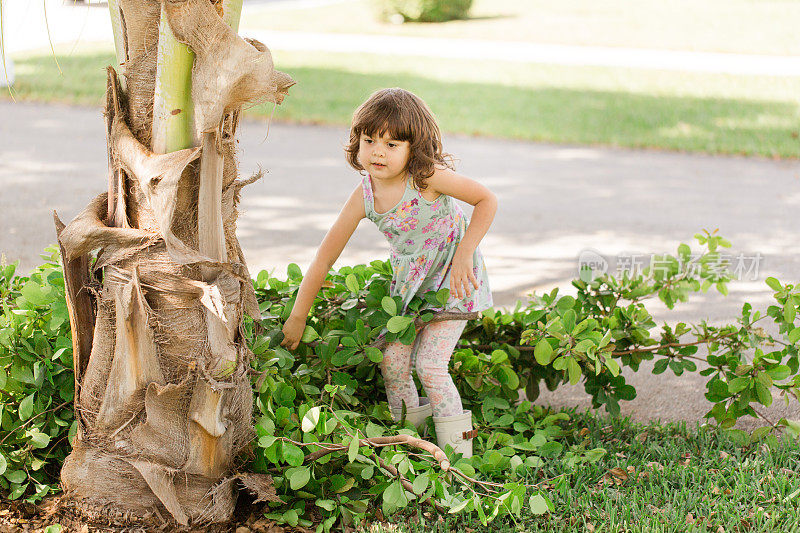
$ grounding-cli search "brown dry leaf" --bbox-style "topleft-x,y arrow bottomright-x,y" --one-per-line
586,523 -> 596,532
615,452 -> 627,458
252,518 -> 279,532
646,461 -> 665,471
637,471 -> 650,481
636,432 -> 648,443
720,451 -> 730,460
608,467 -> 628,484
626,465 -> 635,474
679,452 -> 691,466
716,526 -> 726,533
711,485 -> 721,495
686,512 -> 695,524
579,427 -> 590,437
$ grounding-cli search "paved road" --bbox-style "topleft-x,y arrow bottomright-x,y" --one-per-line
2,101 -> 799,428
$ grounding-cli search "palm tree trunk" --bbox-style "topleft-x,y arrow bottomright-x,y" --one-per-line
55,0 -> 293,525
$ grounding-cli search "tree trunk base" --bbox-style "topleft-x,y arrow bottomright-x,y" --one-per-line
61,440 -> 236,526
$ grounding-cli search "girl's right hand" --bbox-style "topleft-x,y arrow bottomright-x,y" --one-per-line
281,315 -> 306,351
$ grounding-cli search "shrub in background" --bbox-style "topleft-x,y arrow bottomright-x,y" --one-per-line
376,0 -> 473,23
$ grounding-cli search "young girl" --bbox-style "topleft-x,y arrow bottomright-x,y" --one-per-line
281,88 -> 496,457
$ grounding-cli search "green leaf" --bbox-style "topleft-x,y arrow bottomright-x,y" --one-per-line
281,442 -> 305,467
562,310 -> 576,334
27,429 -> 50,449
316,499 -> 336,511
605,358 -> 620,377
436,288 -> 450,306
474,495 -> 487,525
0,453 -> 6,476
534,340 -> 553,366
345,274 -> 359,294
5,470 -> 26,484
750,426 -> 771,444
556,296 -> 575,314
365,346 -> 384,363
412,472 -> 429,495
789,328 -> 800,344
496,367 -> 519,389
784,301 -> 797,324
287,263 -> 303,279
529,493 -> 549,515
258,435 -> 277,448
286,466 -> 311,490
767,364 -> 791,381
383,479 -> 407,508
387,315 -> 413,333
281,509 -> 299,527
566,357 -> 582,385
652,358 -> 669,374
765,277 -> 783,291
755,383 -> 772,407
20,281 -> 55,307
301,325 -> 319,343
301,406 -> 321,432
382,296 -> 397,316
728,377 -> 750,394
19,393 -> 35,421
348,435 -> 360,463
448,497 -> 470,514
491,350 -> 509,364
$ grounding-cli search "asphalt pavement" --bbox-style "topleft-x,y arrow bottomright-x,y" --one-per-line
3,101 -> 799,429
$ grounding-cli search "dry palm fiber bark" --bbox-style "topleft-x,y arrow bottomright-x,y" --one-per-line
55,0 -> 294,526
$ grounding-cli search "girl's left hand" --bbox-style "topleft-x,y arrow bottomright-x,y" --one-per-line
450,250 -> 479,300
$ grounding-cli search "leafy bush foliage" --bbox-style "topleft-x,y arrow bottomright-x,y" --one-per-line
0,248 -> 75,503
1,233 -> 800,530
375,0 -> 473,23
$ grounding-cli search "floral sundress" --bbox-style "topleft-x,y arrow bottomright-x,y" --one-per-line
362,175 -> 493,314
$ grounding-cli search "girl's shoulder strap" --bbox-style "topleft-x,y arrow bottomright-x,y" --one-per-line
360,174 -> 377,220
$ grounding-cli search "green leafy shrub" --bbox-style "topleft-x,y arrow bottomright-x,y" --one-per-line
375,0 -> 473,23
1,232 -> 800,530
0,248 -> 76,503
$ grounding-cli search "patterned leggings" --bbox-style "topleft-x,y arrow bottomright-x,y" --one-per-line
380,320 -> 466,418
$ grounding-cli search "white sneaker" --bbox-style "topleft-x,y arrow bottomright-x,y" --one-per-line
433,410 -> 475,459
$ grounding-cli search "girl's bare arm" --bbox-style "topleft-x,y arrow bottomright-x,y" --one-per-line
426,168 -> 497,299
281,185 -> 366,349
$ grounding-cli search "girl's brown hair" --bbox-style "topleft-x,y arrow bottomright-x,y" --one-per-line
345,88 -> 453,190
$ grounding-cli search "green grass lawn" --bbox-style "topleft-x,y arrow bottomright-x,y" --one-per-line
245,0 -> 800,56
7,44 -> 800,158
362,410 -> 800,532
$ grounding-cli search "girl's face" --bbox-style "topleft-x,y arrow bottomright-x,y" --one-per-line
358,132 -> 411,182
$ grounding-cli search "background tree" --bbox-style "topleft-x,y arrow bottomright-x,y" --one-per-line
54,0 -> 293,525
